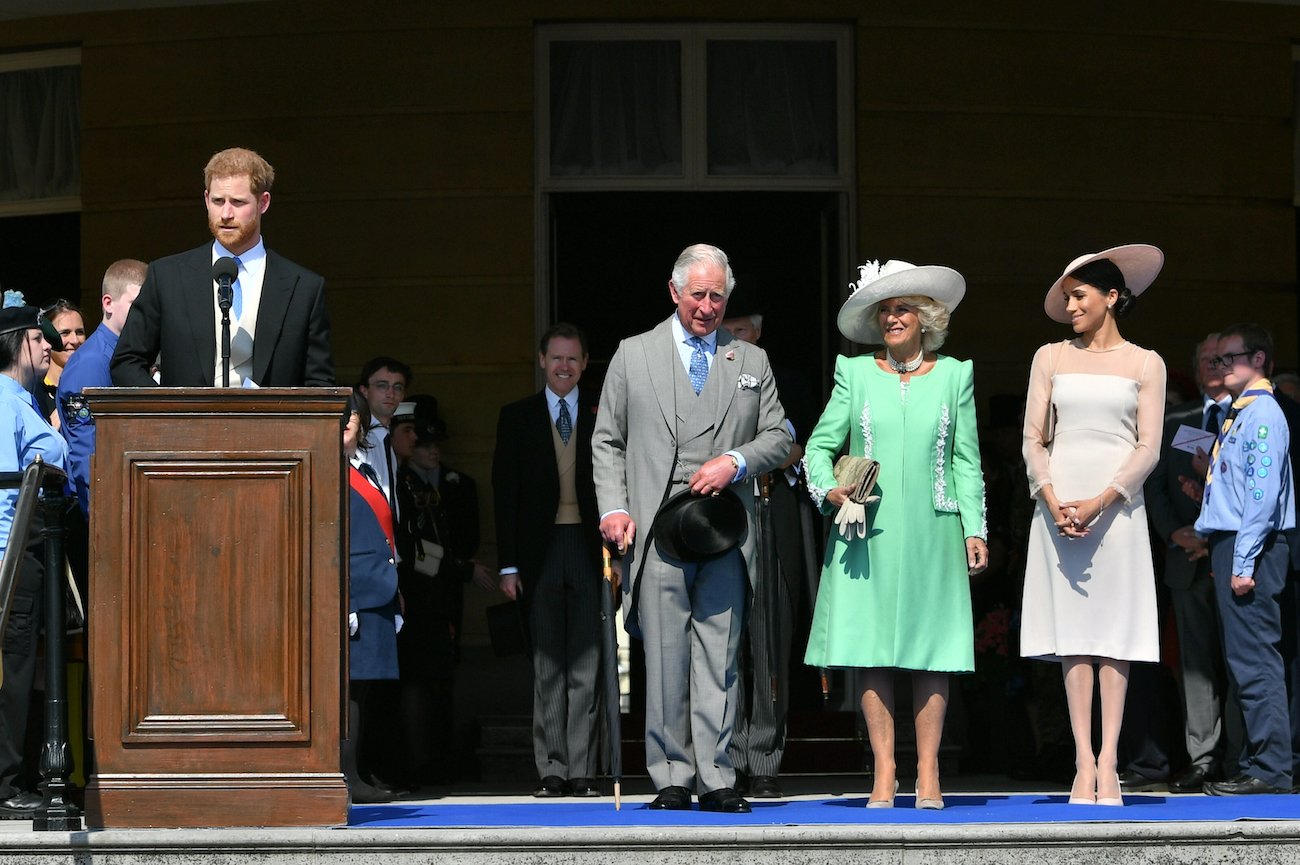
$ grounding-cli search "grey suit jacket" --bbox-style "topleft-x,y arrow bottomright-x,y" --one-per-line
592,316 -> 791,632
1145,398 -> 1210,590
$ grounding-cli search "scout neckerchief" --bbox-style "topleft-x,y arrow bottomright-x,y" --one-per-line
1205,377 -> 1273,493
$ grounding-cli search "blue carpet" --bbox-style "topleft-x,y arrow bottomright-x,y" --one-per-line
349,794 -> 1300,828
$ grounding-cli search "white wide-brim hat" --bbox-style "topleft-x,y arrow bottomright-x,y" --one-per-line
837,259 -> 966,345
1044,244 -> 1164,324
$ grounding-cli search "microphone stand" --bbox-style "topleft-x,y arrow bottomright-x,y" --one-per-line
218,285 -> 233,388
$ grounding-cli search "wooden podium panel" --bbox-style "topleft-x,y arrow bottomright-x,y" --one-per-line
83,388 -> 351,828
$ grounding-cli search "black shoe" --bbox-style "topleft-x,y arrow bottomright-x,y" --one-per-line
349,781 -> 392,804
534,775 -> 566,798
1205,774 -> 1290,796
1168,764 -> 1214,794
0,791 -> 42,820
748,775 -> 783,798
567,777 -> 601,797
733,771 -> 750,796
1118,770 -> 1164,792
648,785 -> 691,810
698,786 -> 751,813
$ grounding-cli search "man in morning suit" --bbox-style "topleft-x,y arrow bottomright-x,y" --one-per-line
493,322 -> 604,798
592,243 -> 791,813
110,147 -> 334,388
1196,324 -> 1296,795
1143,334 -> 1240,792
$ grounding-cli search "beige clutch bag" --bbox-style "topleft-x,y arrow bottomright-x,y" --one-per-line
831,456 -> 881,539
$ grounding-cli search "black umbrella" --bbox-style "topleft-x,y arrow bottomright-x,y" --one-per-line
600,546 -> 623,809
756,474 -> 781,703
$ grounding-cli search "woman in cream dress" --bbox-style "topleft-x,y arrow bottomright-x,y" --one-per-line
1021,245 -> 1166,806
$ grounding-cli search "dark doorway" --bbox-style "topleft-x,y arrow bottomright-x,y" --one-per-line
548,190 -> 846,769
0,212 -> 81,307
549,190 -> 843,430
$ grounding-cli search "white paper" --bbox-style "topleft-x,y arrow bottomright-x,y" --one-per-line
1171,424 -> 1216,456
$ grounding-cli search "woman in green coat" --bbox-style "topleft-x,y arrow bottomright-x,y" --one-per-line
803,260 -> 988,810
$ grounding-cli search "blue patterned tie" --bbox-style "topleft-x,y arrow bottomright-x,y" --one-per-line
556,397 -> 572,445
688,336 -> 708,395
231,257 -> 244,320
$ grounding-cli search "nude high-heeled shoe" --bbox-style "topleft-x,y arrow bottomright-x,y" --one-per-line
1096,771 -> 1124,806
1068,764 -> 1097,805
867,779 -> 899,808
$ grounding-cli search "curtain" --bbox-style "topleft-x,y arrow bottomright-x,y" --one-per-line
549,41 -> 682,177
707,41 -> 837,176
0,65 -> 81,202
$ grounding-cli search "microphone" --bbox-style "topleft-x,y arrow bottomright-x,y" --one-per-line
213,256 -> 238,313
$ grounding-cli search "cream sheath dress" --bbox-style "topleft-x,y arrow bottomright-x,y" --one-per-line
1020,340 -> 1166,662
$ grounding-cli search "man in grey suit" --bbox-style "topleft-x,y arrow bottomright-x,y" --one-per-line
1144,333 -> 1240,792
592,243 -> 791,813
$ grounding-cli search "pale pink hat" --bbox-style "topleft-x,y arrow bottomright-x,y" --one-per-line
1044,244 -> 1163,323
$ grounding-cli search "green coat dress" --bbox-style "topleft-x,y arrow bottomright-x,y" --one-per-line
802,354 -> 985,672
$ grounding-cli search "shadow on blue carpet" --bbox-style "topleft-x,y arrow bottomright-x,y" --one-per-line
348,794 -> 1300,828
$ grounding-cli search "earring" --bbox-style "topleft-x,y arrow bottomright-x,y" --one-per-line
1107,304 -> 1114,310
921,327 -> 928,333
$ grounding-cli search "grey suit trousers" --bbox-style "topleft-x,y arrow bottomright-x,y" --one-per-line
529,525 -> 601,779
1168,557 -> 1243,770
638,543 -> 747,794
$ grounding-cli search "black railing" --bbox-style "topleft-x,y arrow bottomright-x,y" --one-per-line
0,457 -> 81,831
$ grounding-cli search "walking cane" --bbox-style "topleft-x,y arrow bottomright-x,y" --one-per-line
600,546 -> 623,810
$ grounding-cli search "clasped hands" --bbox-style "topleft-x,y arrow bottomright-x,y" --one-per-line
1170,526 -> 1209,562
1048,492 -> 1105,539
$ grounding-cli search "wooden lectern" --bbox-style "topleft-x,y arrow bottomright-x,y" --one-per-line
83,388 -> 352,828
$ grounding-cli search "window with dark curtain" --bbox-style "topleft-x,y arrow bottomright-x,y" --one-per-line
0,65 -> 81,202
549,41 -> 682,176
707,41 -> 837,176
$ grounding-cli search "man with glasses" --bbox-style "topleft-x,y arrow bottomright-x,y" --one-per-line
1195,324 -> 1296,795
355,356 -> 412,522
111,147 -> 334,387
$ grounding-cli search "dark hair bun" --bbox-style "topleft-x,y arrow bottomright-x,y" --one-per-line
1113,287 -> 1137,317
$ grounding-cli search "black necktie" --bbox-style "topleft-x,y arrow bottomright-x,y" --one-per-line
383,435 -> 399,520
1204,403 -> 1222,434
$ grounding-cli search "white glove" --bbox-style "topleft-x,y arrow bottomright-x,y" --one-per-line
394,613 -> 404,634
835,500 -> 867,540
348,611 -> 359,637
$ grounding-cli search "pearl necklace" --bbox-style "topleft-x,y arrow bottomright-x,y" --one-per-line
886,348 -> 923,374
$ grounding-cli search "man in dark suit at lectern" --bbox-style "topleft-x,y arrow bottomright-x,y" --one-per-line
110,147 -> 334,387
492,322 -> 604,798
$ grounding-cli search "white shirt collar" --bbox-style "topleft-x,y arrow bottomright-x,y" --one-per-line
670,314 -> 718,351
545,386 -> 577,408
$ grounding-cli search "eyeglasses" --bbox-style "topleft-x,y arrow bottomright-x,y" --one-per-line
366,380 -> 406,394
1209,351 -> 1254,370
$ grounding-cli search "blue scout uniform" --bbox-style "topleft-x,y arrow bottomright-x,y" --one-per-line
0,374 -> 68,553
55,324 -> 117,517
1195,382 -> 1296,789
